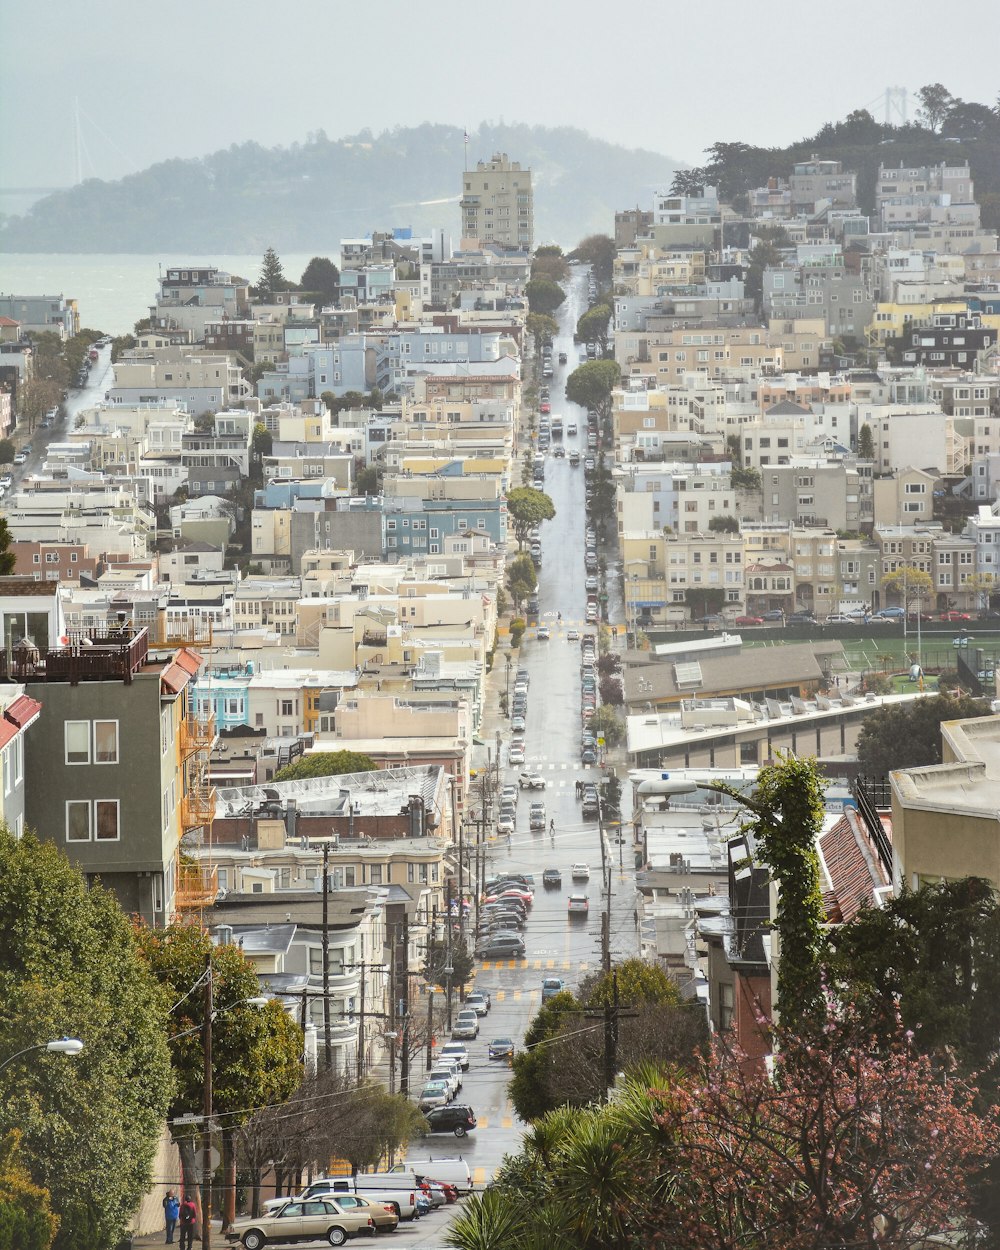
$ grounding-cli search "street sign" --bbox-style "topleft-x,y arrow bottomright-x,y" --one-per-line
597,736 -> 606,746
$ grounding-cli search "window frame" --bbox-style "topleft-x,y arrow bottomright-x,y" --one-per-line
65,720 -> 91,766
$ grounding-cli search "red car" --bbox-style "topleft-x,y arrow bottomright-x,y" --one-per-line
485,886 -> 533,907
540,401 -> 551,414
940,611 -> 971,622
734,615 -> 764,626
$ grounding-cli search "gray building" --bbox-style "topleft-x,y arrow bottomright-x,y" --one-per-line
764,262 -> 873,340
291,499 -> 386,570
19,626 -> 211,926
0,293 -> 78,339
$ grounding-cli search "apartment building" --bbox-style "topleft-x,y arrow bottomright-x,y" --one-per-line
622,529 -> 745,630
460,152 -> 533,251
16,627 -> 213,925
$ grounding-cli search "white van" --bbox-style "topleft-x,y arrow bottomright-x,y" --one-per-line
390,1157 -> 472,1194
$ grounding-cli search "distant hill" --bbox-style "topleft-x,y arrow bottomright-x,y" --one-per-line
0,122 -> 681,253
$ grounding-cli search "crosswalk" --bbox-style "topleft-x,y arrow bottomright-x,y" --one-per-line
478,957 -> 593,972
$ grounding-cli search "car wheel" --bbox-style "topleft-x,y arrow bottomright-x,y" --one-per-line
327,1227 -> 349,1247
454,1124 -> 467,1137
243,1233 -> 267,1250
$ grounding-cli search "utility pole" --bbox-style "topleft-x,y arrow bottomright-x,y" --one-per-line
201,951 -> 213,1250
445,882 -> 454,1029
399,911 -> 410,1097
426,905 -> 438,1072
388,923 -> 397,1095
602,970 -> 619,1095
356,961 -> 366,1082
322,842 -> 332,1072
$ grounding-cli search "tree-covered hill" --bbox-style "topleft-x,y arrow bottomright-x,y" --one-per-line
0,121 -> 680,253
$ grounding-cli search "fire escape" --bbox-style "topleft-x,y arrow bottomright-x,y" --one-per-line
175,708 -> 219,914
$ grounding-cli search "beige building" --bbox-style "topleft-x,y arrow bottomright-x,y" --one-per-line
616,321 -> 828,385
460,152 -> 533,252
891,715 -> 1000,892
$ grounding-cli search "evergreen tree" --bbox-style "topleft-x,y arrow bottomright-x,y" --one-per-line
257,246 -> 286,300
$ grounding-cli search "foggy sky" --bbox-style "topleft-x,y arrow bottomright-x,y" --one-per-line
2,0 -> 998,189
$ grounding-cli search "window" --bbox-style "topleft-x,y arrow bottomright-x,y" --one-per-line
94,721 -> 119,764
66,801 -> 91,842
65,721 -> 90,765
95,801 -> 119,841
280,700 -> 293,717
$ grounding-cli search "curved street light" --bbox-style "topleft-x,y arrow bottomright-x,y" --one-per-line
0,1036 -> 84,1075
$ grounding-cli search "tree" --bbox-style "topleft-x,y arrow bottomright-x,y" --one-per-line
571,234 -> 616,282
717,754 -> 826,1026
685,585 -> 725,618
298,256 -> 340,306
856,693 -> 991,777
138,924 -> 303,1229
916,82 -> 956,132
882,564 -> 933,614
731,465 -> 761,492
576,304 -> 612,355
508,994 -> 581,1121
707,515 -> 739,534
505,553 -> 537,611
565,360 -> 621,419
663,1001 -> 998,1250
942,100 -> 998,140
273,750 -> 377,782
0,517 -> 14,577
0,440 -> 14,465
525,278 -> 565,316
670,169 -> 709,197
745,238 -> 784,312
0,1131 -> 58,1250
965,571 -> 999,613
858,422 -> 875,459
257,246 -> 287,300
424,934 -> 474,993
506,487 -> 555,549
530,246 -> 568,284
525,312 -> 559,345
588,705 -> 623,749
599,676 -> 623,706
0,831 -> 173,1250
355,465 -> 380,496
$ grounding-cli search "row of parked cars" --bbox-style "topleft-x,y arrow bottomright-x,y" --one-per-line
472,871 -> 534,959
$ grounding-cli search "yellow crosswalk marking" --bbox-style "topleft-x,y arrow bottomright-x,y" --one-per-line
532,959 -> 542,969
512,990 -> 522,1002
495,990 -> 505,1002
501,1116 -> 513,1129
546,959 -> 555,968
473,1167 -> 488,1186
579,962 -> 590,972
477,1117 -> 489,1129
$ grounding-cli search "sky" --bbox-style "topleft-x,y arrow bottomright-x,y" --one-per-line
2,0 -> 999,189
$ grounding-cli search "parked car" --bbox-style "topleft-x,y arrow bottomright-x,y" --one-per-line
786,612 -> 816,625
439,1042 -> 469,1070
227,1197 -> 373,1248
567,894 -> 589,915
465,991 -> 491,1016
451,1012 -> 479,1040
761,609 -> 785,621
940,610 -> 971,622
422,1104 -> 477,1137
475,934 -> 525,959
511,715 -> 526,732
519,772 -> 546,789
487,1036 -> 515,1060
581,747 -> 597,765
873,607 -> 905,619
542,976 -> 567,1000
418,1080 -> 451,1111
542,867 -> 562,888
734,615 -> 764,626
695,613 -> 724,626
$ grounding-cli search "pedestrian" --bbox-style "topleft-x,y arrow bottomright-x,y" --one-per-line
178,1193 -> 197,1250
163,1189 -> 179,1244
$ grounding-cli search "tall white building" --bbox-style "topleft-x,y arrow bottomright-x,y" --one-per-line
460,152 -> 533,252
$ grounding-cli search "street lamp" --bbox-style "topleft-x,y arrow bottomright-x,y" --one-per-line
0,1037 -> 84,1074
444,964 -> 455,1031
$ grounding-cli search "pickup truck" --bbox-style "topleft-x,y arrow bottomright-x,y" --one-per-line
280,1173 -> 419,1221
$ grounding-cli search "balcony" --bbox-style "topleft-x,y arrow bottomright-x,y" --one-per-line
181,784 -> 216,830
180,712 -> 216,756
0,626 -> 149,686
175,861 -> 218,911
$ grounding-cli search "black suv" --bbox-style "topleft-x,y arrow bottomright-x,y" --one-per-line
423,1104 -> 477,1136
